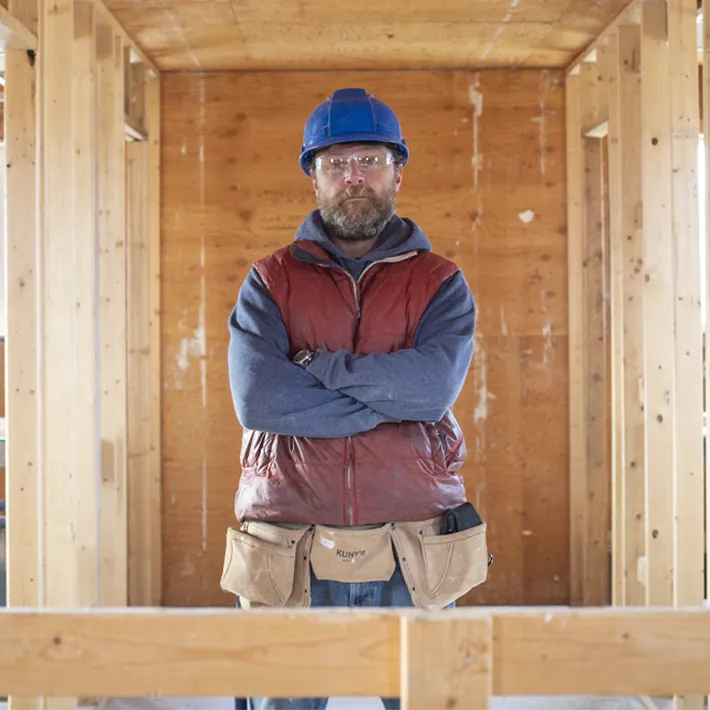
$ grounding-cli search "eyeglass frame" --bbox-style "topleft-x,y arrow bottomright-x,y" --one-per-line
313,146 -> 397,176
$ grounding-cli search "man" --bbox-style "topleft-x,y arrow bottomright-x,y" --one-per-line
227,88 -> 481,710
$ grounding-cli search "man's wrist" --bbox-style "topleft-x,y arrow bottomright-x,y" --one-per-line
292,349 -> 315,368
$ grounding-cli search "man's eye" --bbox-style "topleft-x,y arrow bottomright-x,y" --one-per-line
330,159 -> 346,169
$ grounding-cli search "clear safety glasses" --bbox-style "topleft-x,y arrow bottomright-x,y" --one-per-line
314,151 -> 395,175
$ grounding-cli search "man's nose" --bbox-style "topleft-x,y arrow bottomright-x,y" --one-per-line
343,160 -> 365,184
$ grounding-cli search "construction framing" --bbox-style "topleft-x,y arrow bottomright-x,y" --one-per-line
566,0 -> 708,618
3,0 -> 162,632
3,0 -> 710,706
1,607 -> 710,709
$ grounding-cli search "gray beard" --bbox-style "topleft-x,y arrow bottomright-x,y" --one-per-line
319,186 -> 397,243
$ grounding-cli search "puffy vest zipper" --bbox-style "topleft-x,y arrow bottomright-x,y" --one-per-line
295,247 -> 419,525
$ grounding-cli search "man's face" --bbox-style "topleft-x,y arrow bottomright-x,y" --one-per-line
311,143 -> 403,243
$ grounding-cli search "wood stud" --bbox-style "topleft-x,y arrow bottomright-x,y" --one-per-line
568,0 -> 706,619
3,5 -> 161,707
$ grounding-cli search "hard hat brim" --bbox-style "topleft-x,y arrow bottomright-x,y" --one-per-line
299,133 -> 409,176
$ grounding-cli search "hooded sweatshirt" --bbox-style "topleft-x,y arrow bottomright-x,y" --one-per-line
228,211 -> 476,439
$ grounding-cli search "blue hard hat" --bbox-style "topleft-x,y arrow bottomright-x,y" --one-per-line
299,88 -> 409,176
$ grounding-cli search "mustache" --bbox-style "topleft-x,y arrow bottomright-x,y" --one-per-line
338,186 -> 376,202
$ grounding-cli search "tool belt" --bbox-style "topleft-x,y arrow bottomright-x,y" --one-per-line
220,514 -> 489,611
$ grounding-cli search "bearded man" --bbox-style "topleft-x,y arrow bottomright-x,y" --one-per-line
227,88 -> 483,710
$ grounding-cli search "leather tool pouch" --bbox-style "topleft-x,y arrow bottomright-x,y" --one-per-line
391,516 -> 489,610
310,524 -> 396,583
220,521 -> 314,609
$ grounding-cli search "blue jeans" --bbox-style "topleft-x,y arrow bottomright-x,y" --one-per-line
237,563 -> 415,710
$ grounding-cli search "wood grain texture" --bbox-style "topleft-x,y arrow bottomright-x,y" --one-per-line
617,23 -> 646,608
401,612 -> 492,710
4,34 -> 39,628
0,4 -> 37,50
640,0 -> 675,607
161,70 -> 569,607
101,0 -> 631,71
1,608 -> 710,698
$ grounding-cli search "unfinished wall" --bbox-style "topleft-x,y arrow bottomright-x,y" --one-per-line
161,70 -> 569,606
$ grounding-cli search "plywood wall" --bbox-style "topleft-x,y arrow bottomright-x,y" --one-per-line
161,70 -> 569,607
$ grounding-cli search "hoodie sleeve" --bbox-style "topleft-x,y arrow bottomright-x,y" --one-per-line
229,267 -> 399,438
304,271 -> 475,422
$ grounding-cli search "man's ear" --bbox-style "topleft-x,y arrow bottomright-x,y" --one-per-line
311,173 -> 319,196
394,166 -> 403,193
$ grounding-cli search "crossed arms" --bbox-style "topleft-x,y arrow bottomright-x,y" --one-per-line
228,267 -> 476,439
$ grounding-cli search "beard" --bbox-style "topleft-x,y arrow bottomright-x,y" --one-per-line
318,181 -> 397,243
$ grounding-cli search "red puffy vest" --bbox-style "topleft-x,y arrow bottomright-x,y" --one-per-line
235,240 -> 468,526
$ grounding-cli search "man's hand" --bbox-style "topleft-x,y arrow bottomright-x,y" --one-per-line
302,271 -> 476,422
228,268 -> 399,438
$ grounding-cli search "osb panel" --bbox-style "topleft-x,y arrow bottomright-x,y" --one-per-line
105,0 -> 630,71
161,70 -> 569,607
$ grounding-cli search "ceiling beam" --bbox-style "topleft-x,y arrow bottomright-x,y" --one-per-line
0,4 -> 37,51
93,0 -> 159,76
567,0 -> 642,75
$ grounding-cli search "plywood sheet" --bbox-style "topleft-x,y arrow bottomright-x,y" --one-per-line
105,0 -> 632,71
161,70 -> 568,606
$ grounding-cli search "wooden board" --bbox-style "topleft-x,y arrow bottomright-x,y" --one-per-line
0,4 -> 37,50
1,608 -> 710,698
103,0 -> 631,71
639,0 -> 675,607
161,70 -> 569,607
401,613 -> 492,710
97,27 -> 128,608
72,0 -> 100,610
668,0 -> 705,611
4,26 -> 40,710
616,23 -> 646,609
126,139 -> 152,606
146,74 -> 162,607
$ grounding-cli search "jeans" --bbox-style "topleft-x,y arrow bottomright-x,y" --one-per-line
236,562 -> 416,710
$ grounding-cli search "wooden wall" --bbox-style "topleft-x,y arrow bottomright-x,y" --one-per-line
161,70 -> 569,607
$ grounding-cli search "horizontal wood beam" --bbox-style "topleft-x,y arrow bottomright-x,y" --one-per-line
0,4 -> 37,50
566,0 -> 642,76
1,608 -> 710,698
584,120 -> 610,138
92,0 -> 158,76
124,116 -> 147,142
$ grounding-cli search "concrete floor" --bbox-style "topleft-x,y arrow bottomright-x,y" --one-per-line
0,696 -> 679,709
92,695 -> 674,709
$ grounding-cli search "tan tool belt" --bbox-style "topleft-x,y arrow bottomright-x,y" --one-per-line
220,516 -> 488,611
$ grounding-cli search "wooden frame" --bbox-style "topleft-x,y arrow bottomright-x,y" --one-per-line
565,0 -> 706,622
5,0 -> 162,642
0,4 -> 36,50
567,55 -> 612,608
2,607 -> 710,708
704,0 -> 710,619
